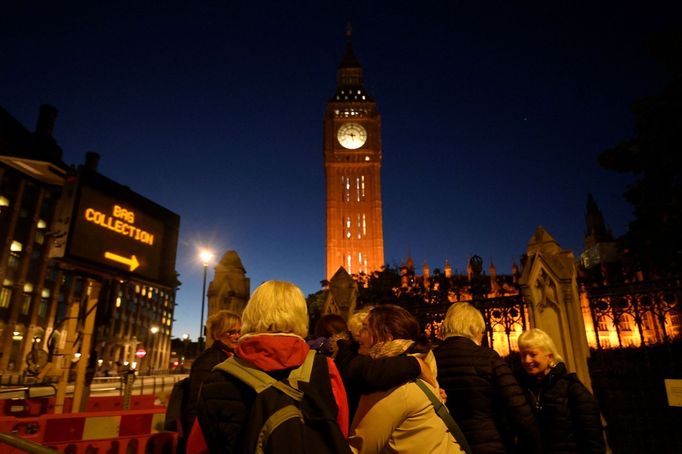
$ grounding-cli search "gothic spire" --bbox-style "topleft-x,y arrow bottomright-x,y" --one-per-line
332,24 -> 373,102
585,193 -> 611,242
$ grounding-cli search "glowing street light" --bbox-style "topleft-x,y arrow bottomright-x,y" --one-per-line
182,333 -> 190,360
198,249 -> 214,351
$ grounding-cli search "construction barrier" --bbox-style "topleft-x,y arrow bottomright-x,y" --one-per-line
0,406 -> 176,454
1,394 -> 157,417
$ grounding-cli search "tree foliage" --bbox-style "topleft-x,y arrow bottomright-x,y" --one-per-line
599,31 -> 682,276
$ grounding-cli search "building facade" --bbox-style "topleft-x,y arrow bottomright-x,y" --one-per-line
0,105 -> 179,377
324,28 -> 384,280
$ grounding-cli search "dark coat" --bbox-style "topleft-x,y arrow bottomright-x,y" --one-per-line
519,362 -> 605,454
183,340 -> 233,435
194,352 -> 342,453
434,336 -> 542,454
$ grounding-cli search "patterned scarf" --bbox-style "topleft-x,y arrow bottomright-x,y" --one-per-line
368,339 -> 415,359
369,339 -> 440,389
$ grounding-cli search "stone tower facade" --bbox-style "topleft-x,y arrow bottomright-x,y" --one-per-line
324,28 -> 384,280
206,250 -> 250,316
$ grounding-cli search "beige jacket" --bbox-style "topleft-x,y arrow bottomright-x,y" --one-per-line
349,380 -> 466,454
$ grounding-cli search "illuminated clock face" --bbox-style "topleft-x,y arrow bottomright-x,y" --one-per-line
337,123 -> 367,149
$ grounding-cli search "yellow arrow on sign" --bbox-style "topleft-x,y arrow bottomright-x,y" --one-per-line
104,252 -> 140,272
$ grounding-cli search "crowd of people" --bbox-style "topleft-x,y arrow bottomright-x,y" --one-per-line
176,280 -> 606,454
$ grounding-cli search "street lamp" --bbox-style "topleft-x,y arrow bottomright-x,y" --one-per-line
182,333 -> 190,368
198,249 -> 214,351
149,325 -> 159,374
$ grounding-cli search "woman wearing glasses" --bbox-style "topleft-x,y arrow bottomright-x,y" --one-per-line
184,310 -> 241,449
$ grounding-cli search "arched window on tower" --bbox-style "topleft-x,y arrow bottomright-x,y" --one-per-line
342,176 -> 351,202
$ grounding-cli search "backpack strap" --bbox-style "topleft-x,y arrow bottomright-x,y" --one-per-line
415,379 -> 473,454
214,357 -> 278,393
213,350 -> 317,400
286,350 -> 316,387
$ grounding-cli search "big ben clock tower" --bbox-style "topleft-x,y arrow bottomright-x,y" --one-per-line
324,27 -> 384,280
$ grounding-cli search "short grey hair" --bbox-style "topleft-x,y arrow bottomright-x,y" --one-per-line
441,302 -> 485,344
517,328 -> 564,364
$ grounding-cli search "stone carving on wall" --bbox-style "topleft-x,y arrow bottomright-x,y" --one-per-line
536,269 -> 559,310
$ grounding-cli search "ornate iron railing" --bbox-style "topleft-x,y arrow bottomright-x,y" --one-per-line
405,294 -> 527,353
585,277 -> 682,349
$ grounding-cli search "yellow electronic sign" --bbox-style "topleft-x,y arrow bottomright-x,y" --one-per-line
52,170 -> 179,285
84,205 -> 155,246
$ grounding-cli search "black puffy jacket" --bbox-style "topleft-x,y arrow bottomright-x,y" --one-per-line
434,336 -> 542,454
519,362 -> 605,454
194,352 -> 342,453
183,340 -> 233,435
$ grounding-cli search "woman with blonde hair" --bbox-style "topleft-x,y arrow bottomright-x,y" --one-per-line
190,280 -> 350,453
349,304 -> 467,454
517,328 -> 605,454
434,302 -> 541,454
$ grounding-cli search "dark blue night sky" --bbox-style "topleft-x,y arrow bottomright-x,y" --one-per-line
2,1 -> 679,340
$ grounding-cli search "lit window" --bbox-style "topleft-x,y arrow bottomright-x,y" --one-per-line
347,254 -> 352,274
41,288 -> 50,298
364,156 -> 370,161
0,287 -> 11,309
21,294 -> 30,314
362,214 -> 367,235
23,283 -> 33,293
361,176 -> 365,197
10,241 -> 22,252
362,96 -> 366,100
37,219 -> 47,229
116,296 -> 122,308
39,299 -> 48,318
0,195 -> 9,207
8,253 -> 19,269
